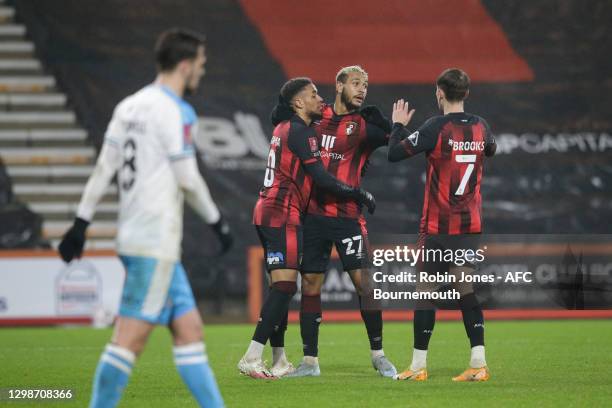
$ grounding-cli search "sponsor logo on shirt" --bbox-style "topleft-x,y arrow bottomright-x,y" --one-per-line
320,151 -> 345,160
321,134 -> 336,150
267,251 -> 285,265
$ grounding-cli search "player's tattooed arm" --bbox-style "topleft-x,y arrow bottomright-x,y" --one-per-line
288,126 -> 376,214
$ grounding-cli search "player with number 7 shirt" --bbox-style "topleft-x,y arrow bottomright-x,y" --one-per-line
387,68 -> 496,383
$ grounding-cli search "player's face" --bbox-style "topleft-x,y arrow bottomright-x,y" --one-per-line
296,83 -> 324,120
338,72 -> 368,110
185,46 -> 207,95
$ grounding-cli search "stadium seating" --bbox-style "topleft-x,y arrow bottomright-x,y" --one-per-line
0,2 -> 115,248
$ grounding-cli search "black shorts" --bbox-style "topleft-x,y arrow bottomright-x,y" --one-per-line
416,233 -> 482,273
414,233 -> 483,300
301,214 -> 370,274
255,224 -> 303,272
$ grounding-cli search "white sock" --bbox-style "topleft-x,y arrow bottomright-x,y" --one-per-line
371,349 -> 385,359
410,348 -> 427,371
470,345 -> 486,368
244,340 -> 264,361
272,347 -> 287,365
303,356 -> 319,366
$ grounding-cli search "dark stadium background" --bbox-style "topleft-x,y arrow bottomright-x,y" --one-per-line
1,0 -> 611,314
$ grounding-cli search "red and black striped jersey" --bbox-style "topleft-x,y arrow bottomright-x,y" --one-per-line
253,115 -> 320,227
307,105 -> 388,218
388,112 -> 496,235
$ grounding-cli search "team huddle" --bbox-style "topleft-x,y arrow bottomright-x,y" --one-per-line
57,28 -> 495,408
241,65 -> 496,382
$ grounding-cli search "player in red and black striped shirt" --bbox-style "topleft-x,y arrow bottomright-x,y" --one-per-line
388,69 -> 496,382
288,66 -> 397,378
239,77 -> 375,379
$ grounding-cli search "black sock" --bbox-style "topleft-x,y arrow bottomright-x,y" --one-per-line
269,309 -> 288,348
300,294 -> 322,357
253,281 -> 297,345
459,293 -> 485,347
359,296 -> 383,350
413,309 -> 436,350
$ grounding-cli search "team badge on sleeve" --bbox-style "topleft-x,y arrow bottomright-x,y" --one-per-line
183,124 -> 193,147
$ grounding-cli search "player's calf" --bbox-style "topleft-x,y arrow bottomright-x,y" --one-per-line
89,344 -> 135,408
352,269 -> 395,373
174,342 -> 224,407
170,312 -> 224,407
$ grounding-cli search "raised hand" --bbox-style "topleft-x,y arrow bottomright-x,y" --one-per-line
391,99 -> 415,126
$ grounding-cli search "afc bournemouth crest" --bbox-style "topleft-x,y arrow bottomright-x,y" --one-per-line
345,121 -> 359,136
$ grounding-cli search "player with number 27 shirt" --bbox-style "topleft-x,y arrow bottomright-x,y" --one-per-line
239,77 -> 375,379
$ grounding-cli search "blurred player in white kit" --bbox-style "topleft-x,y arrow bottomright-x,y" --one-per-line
58,28 -> 232,408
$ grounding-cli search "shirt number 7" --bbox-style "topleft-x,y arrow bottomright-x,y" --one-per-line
455,154 -> 476,195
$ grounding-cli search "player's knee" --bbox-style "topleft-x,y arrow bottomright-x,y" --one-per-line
273,280 -> 297,296
170,310 -> 204,345
350,268 -> 373,297
301,274 -> 323,296
354,280 -> 368,297
114,337 -> 147,356
172,323 -> 203,346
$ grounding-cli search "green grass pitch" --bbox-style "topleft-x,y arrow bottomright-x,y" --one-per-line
2,320 -> 612,407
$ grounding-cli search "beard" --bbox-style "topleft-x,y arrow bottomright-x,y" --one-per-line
341,89 -> 360,111
183,69 -> 201,96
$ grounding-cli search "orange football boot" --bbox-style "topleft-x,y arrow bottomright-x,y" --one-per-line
393,367 -> 428,381
452,366 -> 490,382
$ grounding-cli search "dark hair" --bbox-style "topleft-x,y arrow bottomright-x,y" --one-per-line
270,77 -> 313,126
436,68 -> 470,102
155,28 -> 205,72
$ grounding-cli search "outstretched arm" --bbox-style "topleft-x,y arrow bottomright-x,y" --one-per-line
388,99 -> 439,162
